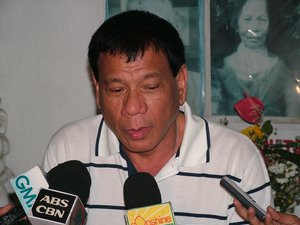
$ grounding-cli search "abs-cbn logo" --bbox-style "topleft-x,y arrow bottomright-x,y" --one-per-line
32,189 -> 76,223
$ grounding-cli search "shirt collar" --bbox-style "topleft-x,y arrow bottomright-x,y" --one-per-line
178,102 -> 211,167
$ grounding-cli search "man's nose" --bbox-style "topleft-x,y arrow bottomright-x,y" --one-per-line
121,90 -> 147,116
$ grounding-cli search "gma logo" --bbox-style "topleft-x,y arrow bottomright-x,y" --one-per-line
14,175 -> 37,208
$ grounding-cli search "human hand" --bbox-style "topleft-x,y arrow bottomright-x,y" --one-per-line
267,206 -> 300,225
0,203 -> 14,216
233,199 -> 300,225
0,204 -> 30,224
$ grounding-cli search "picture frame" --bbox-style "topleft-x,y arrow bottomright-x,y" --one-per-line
106,0 -> 300,123
106,0 -> 200,70
206,0 -> 300,124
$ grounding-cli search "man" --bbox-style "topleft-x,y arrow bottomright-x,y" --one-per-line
41,10 -> 272,225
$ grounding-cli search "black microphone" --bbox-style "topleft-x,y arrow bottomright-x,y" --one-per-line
123,172 -> 176,225
124,172 -> 162,209
28,160 -> 91,225
46,160 -> 91,205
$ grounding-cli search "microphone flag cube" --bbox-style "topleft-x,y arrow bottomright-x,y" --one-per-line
10,166 -> 49,214
28,188 -> 87,225
124,202 -> 176,225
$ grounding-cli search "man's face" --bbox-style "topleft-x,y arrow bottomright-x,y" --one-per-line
93,49 -> 187,154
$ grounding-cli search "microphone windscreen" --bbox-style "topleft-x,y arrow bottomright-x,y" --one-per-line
124,172 -> 161,209
46,160 -> 91,204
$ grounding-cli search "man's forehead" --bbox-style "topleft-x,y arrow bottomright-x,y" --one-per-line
99,47 -> 164,62
96,49 -> 171,82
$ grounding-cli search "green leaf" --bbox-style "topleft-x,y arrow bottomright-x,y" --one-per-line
265,148 -> 300,166
261,120 -> 273,136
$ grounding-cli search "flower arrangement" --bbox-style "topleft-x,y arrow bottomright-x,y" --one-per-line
234,93 -> 300,213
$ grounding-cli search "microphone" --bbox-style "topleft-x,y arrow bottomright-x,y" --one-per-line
0,166 -> 49,225
0,160 -> 91,225
123,172 -> 176,225
46,160 -> 91,205
28,160 -> 91,225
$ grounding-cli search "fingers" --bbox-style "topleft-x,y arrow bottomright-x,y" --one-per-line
267,207 -> 300,225
263,211 -> 274,225
267,207 -> 281,221
234,198 -> 249,219
233,199 -> 267,225
0,204 -> 14,215
234,198 -> 300,225
247,206 -> 264,225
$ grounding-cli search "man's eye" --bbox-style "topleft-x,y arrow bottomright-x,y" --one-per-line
146,85 -> 159,90
109,87 -> 123,93
148,85 -> 159,89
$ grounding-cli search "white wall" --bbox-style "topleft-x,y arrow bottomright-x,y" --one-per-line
0,0 -> 105,174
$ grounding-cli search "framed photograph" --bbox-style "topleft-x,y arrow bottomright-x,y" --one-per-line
106,0 -> 300,123
206,0 -> 300,123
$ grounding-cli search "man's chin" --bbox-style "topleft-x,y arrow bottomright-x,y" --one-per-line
122,145 -> 156,155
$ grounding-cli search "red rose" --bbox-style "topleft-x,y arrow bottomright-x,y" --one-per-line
234,93 -> 264,124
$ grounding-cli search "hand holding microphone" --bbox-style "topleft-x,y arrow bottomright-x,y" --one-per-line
123,172 -> 176,225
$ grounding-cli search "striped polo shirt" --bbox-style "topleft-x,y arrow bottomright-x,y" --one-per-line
42,102 -> 272,225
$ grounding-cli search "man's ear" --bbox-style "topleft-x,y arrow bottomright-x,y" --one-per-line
176,64 -> 188,106
91,74 -> 101,110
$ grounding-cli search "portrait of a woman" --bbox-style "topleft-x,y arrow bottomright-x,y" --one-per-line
211,0 -> 300,117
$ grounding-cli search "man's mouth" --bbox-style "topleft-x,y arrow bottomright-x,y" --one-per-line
126,127 -> 150,140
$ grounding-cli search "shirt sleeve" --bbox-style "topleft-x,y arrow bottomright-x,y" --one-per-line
227,145 -> 273,224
